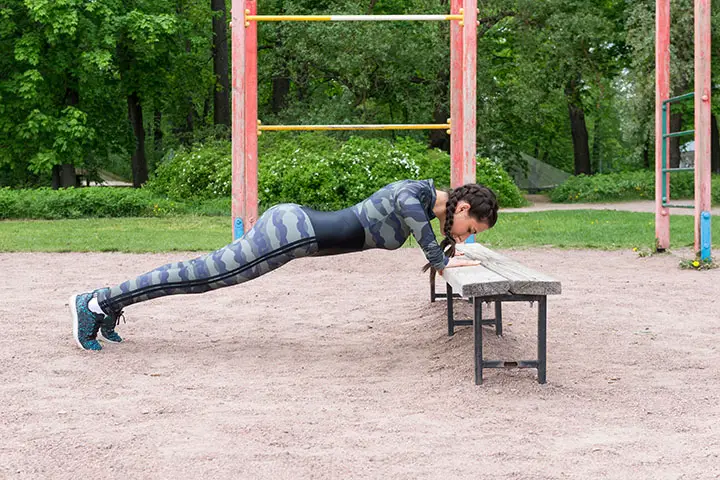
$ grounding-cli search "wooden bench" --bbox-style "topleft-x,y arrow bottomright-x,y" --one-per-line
430,244 -> 561,385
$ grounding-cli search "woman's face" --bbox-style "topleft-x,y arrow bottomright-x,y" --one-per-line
449,201 -> 490,242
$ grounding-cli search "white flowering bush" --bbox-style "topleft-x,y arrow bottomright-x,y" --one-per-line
146,134 -> 526,210
146,142 -> 232,200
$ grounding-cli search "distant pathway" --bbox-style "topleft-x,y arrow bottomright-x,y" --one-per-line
501,194 -> 720,216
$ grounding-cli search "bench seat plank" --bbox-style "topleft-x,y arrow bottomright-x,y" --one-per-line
456,244 -> 561,296
442,266 -> 510,297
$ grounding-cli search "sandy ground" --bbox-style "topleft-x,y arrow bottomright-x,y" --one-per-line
1,248 -> 720,479
502,195 -> 720,216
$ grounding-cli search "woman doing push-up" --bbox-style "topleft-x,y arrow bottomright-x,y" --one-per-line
69,179 -> 498,351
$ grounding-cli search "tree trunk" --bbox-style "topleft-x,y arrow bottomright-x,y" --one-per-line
185,101 -> 195,140
51,165 -> 61,189
154,110 -> 163,154
272,75 -> 291,114
567,102 -> 591,175
56,86 -> 81,188
565,77 -> 591,175
712,114 -> 720,174
211,0 -> 230,127
642,138 -> 650,169
592,115 -> 602,173
669,111 -> 682,168
429,103 -> 450,152
127,92 -> 148,188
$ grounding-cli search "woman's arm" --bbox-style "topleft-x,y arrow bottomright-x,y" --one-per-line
395,186 -> 449,272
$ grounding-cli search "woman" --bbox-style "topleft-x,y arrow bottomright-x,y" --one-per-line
69,179 -> 498,351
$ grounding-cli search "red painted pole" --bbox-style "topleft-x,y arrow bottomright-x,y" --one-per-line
244,0 -> 259,232
655,0 -> 670,250
694,0 -> 711,254
231,0 -> 246,240
462,0 -> 477,185
450,0 -> 464,189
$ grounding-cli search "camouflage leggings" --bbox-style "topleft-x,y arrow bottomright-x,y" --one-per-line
97,204 -> 321,315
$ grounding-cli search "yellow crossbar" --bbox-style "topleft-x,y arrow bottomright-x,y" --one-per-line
258,124 -> 451,132
246,15 -> 463,22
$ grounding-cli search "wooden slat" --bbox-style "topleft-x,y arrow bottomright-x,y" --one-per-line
456,244 -> 562,296
441,266 -> 510,298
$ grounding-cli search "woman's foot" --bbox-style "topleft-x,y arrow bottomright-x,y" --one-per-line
100,326 -> 123,343
69,290 -> 122,350
69,292 -> 106,350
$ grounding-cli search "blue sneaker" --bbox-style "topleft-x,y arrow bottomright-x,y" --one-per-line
69,292 -> 105,351
100,325 -> 123,343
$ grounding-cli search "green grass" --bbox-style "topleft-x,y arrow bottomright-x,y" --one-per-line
478,210 -> 719,249
0,217 -> 232,253
1,210 -> 718,253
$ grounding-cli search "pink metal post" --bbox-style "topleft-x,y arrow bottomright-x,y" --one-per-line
244,0 -> 259,233
655,0 -> 670,250
694,0 -> 711,254
461,0 -> 477,186
450,0 -> 464,189
231,0 -> 247,240
231,0 -> 259,240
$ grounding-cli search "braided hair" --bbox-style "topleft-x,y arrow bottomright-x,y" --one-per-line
423,183 -> 498,273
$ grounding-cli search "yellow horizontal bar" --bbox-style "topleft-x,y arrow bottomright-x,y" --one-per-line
247,15 -> 463,22
248,15 -> 331,22
258,124 -> 451,131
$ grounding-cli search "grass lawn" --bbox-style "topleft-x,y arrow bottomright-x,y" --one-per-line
0,210 -> 717,253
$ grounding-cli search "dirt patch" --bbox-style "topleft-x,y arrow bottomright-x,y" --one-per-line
1,248 -> 719,479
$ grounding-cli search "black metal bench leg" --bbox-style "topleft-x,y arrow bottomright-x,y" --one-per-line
430,270 -> 436,303
538,296 -> 547,384
447,283 -> 454,336
474,297 -> 483,385
495,301 -> 503,336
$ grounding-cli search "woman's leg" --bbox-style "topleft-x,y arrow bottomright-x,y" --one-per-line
69,204 -> 318,351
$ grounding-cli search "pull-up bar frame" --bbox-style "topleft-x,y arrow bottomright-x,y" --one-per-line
231,0 -> 478,239
246,14 -> 464,22
655,0 -> 712,261
258,123 -> 452,133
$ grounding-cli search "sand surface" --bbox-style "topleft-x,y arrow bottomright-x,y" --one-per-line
1,248 -> 719,479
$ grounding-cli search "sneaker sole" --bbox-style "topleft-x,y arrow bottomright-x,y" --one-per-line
69,294 -> 97,351
99,332 -> 122,343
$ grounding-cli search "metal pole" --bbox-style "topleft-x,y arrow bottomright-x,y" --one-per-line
538,296 -> 547,384
462,0 -> 477,187
494,301 -> 502,336
447,283 -> 455,336
474,298 -> 483,385
694,0 -> 712,260
462,0 -> 477,245
655,0 -> 671,251
231,0 -> 247,240
244,0 -> 259,234
450,0 -> 464,190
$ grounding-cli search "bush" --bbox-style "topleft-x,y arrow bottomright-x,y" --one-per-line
146,134 -> 526,209
550,170 -> 720,204
145,141 -> 232,201
0,187 -> 184,220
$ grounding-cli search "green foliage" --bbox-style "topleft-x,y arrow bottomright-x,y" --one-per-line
0,187 -> 183,219
146,134 -> 526,210
551,171 -> 720,204
144,141 -> 232,201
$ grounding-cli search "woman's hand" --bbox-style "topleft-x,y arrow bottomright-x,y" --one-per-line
447,257 -> 481,268
438,257 -> 481,276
